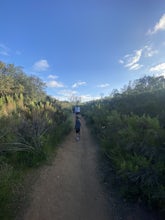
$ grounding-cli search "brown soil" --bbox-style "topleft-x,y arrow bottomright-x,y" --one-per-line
20,117 -> 162,220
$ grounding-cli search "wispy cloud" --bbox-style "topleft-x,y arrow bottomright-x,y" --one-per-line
80,94 -> 100,102
58,90 -> 77,96
119,49 -> 143,71
0,44 -> 10,56
54,90 -> 100,102
143,45 -> 158,57
33,59 -> 50,71
48,74 -> 58,79
119,45 -> 158,71
52,95 -> 66,101
129,63 -> 143,70
97,83 -> 110,88
47,80 -> 64,88
54,89 -> 78,101
147,14 -> 165,35
125,49 -> 142,69
149,62 -> 165,77
72,81 -> 87,88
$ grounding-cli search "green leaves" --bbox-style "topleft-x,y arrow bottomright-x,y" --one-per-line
0,61 -> 46,101
82,76 -> 165,211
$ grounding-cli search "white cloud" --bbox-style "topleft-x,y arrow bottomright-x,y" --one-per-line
52,95 -> 68,101
72,81 -> 86,88
55,90 -> 78,101
80,94 -> 100,102
150,63 -> 165,72
143,45 -> 158,57
54,90 -> 99,102
119,49 -> 143,71
47,80 -> 64,88
148,14 -> 165,35
48,74 -> 58,79
119,45 -> 158,71
125,49 -> 142,68
0,44 -> 9,56
58,90 -> 77,96
97,83 -> 110,88
52,95 -> 66,101
129,63 -> 143,70
150,62 -> 165,77
33,59 -> 50,71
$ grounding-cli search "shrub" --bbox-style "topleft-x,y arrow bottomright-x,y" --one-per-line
83,107 -> 165,211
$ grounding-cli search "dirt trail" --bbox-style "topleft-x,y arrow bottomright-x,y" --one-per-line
22,117 -> 161,220
22,117 -> 112,220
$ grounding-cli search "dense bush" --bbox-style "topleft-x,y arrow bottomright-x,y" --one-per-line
0,61 -> 72,219
82,76 -> 165,212
0,157 -> 23,219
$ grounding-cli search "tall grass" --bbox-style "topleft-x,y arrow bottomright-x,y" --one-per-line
0,110 -> 72,219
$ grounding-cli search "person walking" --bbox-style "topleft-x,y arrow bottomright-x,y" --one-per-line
75,116 -> 81,141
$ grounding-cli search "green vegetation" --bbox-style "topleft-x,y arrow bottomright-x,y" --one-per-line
1,60 -> 164,217
0,61 -> 72,219
82,75 -> 165,213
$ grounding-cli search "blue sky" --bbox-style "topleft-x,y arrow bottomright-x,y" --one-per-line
1,0 -> 165,102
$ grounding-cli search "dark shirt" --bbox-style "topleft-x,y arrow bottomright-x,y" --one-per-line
75,119 -> 81,130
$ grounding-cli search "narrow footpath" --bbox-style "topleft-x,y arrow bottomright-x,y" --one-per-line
21,117 -> 161,220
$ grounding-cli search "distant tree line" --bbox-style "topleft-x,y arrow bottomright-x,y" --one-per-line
82,75 -> 165,213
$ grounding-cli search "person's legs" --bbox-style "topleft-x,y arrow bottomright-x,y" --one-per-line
78,130 -> 80,139
76,129 -> 80,140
